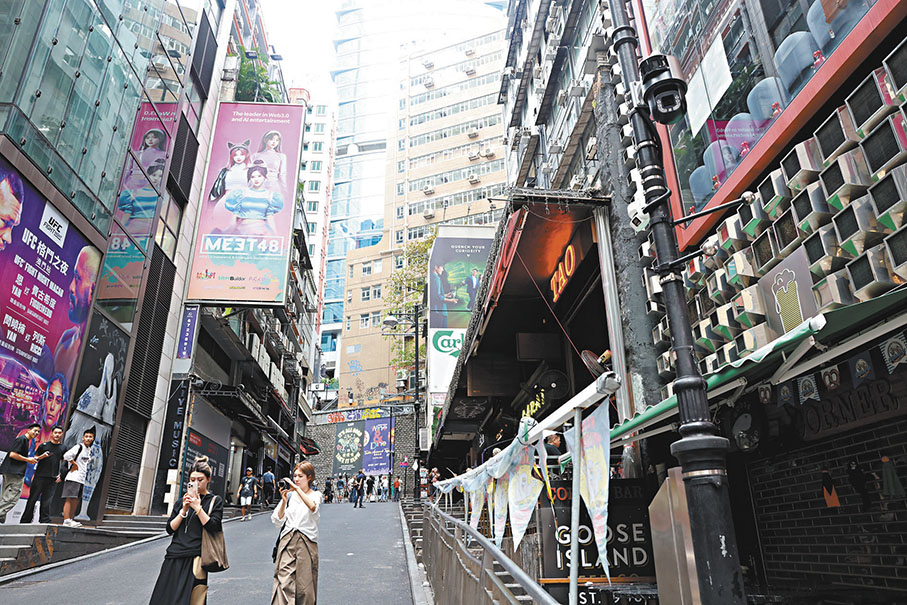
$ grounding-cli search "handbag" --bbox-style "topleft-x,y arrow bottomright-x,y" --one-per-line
200,496 -> 229,573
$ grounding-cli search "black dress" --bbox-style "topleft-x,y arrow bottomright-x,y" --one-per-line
150,493 -> 224,605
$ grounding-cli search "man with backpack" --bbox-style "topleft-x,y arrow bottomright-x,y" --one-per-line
61,427 -> 96,527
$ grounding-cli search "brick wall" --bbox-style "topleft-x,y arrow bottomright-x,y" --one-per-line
748,415 -> 907,594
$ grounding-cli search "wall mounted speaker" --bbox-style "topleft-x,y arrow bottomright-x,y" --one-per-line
846,244 -> 901,301
859,110 -> 907,181
752,227 -> 781,274
819,147 -> 871,211
846,68 -> 900,138
884,223 -> 907,280
812,269 -> 856,312
774,207 -> 806,257
804,224 -> 848,278
732,285 -> 767,329
725,248 -> 758,289
791,181 -> 833,233
759,168 -> 793,218
782,139 -> 823,192
833,194 -> 889,257
814,105 -> 860,166
738,193 -> 771,237
869,163 -> 907,231
882,38 -> 907,103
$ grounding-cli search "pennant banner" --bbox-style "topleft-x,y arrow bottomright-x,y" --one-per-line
508,446 -> 543,550
797,373 -> 819,405
469,487 -> 485,530
820,364 -> 841,390
777,380 -> 796,408
493,474 -> 509,548
880,333 -> 907,374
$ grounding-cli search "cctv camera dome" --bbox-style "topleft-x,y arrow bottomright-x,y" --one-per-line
639,54 -> 687,125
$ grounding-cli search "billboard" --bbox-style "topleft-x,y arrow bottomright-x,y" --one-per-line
0,158 -> 102,519
427,225 -> 495,395
362,417 -> 393,475
186,102 -> 305,304
333,420 -> 365,476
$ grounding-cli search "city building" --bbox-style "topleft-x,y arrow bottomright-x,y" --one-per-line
338,30 -> 508,409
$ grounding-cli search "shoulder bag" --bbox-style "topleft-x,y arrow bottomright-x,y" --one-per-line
201,495 -> 229,573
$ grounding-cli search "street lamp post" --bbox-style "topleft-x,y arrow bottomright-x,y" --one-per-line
383,304 -> 424,502
605,1 -> 746,602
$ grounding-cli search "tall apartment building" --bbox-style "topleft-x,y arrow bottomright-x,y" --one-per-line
321,0 -> 505,406
337,30 -> 508,408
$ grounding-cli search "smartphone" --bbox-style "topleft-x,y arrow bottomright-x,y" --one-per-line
187,481 -> 198,495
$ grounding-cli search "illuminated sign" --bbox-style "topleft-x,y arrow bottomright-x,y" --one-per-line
548,225 -> 593,304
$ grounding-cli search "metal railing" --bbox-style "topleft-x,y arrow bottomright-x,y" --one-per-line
422,503 -> 559,605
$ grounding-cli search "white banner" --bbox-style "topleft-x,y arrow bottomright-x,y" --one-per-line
507,446 -> 543,550
493,474 -> 509,548
428,328 -> 465,392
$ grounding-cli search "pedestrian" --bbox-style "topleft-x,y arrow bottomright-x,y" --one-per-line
21,425 -> 65,524
354,469 -> 366,508
61,426 -> 96,527
0,423 -> 40,523
393,476 -> 401,502
365,474 -> 375,502
262,468 -> 276,506
336,476 -> 344,503
149,456 -> 223,604
271,461 -> 321,604
380,475 -> 388,502
237,467 -> 258,521
323,477 -> 333,503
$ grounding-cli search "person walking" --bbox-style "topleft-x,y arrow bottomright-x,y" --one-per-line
0,423 -> 40,523
149,456 -> 223,605
272,461 -> 321,605
380,475 -> 389,502
21,425 -> 65,524
392,476 -> 401,502
262,468 -> 276,506
323,477 -> 333,503
354,469 -> 366,508
236,467 -> 259,521
61,426 -> 96,527
365,474 -> 375,503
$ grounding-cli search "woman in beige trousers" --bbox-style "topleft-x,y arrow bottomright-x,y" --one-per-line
272,461 -> 321,604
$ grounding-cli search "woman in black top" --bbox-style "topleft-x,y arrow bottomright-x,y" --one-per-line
150,456 -> 223,604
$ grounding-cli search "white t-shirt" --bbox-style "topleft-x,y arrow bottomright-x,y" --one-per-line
272,489 -> 322,543
63,443 -> 94,485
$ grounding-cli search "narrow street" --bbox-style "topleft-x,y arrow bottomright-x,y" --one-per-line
0,502 -> 414,604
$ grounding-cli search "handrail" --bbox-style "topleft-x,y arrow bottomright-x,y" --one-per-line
426,502 -> 560,605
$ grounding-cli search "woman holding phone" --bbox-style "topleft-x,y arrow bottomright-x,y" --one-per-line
150,456 -> 223,604
271,460 -> 321,604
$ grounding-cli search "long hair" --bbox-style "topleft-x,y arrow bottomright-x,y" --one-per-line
140,129 -> 167,151
258,130 -> 282,153
190,455 -> 212,479
226,141 -> 251,170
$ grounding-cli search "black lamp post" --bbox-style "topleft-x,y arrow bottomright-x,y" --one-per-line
383,303 -> 423,502
605,2 -> 746,603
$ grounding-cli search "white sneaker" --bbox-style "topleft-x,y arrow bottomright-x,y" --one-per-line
62,519 -> 72,526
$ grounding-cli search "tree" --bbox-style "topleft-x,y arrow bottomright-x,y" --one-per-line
384,230 -> 437,370
235,48 -> 282,103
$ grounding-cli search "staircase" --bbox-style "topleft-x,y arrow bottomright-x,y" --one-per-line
97,514 -> 169,536
400,499 -> 425,562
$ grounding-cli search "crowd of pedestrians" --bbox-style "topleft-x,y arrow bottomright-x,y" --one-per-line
315,471 -> 402,505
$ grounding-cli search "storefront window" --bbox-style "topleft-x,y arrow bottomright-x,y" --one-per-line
96,222 -> 147,332
641,0 -> 875,214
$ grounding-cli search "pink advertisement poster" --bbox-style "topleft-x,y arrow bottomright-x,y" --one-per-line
0,158 -> 101,505
186,102 -> 305,304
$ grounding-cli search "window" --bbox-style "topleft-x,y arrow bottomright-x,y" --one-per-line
360,314 -> 369,328
362,262 -> 372,276
395,256 -> 404,269
314,123 -> 325,133
316,105 -> 327,116
347,290 -> 353,302
374,259 -> 383,273
307,223 -> 317,235
346,316 -> 351,331
155,194 -> 183,261
303,143 -> 309,151
398,140 -> 405,151
396,206 -> 404,219
397,183 -> 405,196
312,142 -> 324,152
311,160 -> 323,171
372,284 -> 382,299
308,244 -> 315,255
395,230 -> 404,245
307,200 -> 319,212
349,265 -> 355,278
308,181 -> 321,192
361,288 -> 371,302
305,124 -> 311,133
370,311 -> 381,327
397,161 -> 405,173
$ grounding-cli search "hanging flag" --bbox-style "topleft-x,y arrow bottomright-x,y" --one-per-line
469,487 -> 484,530
820,365 -> 841,390
493,473 -> 509,548
563,401 -> 612,580
758,384 -> 772,404
880,333 -> 907,374
508,446 -> 543,550
797,374 -> 820,404
535,438 -> 554,501
777,380 -> 796,407
848,350 -> 875,387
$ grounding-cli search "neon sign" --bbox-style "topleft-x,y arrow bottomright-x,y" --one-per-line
549,244 -> 577,303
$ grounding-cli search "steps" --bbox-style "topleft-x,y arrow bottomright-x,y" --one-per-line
98,514 -> 169,536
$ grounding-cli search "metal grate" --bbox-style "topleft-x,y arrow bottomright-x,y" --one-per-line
191,11 -> 218,92
106,408 -> 147,511
884,41 -> 907,94
168,115 -> 199,204
815,113 -> 845,161
792,190 -> 812,222
775,210 -> 798,248
758,175 -> 777,207
781,149 -> 802,183
870,172 -> 899,212
834,205 -> 858,240
123,245 -> 176,419
804,231 -> 826,264
889,229 -> 907,265
847,76 -> 883,130
861,119 -> 897,174
820,161 -> 844,196
848,255 -> 872,290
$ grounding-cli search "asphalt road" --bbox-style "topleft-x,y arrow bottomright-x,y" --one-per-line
0,500 -> 414,604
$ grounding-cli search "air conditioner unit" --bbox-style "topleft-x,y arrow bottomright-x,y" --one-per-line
804,224 -> 847,278
423,59 -> 434,69
884,223 -> 907,280
718,216 -> 749,252
639,238 -> 655,265
619,123 -> 634,147
467,173 -> 479,184
781,139 -> 822,192
422,186 -> 434,195
752,227 -> 781,274
732,285 -> 767,329
540,160 -> 555,174
832,194 -> 889,257
556,90 -> 568,107
585,137 -> 598,161
465,48 -> 475,56
548,142 -> 563,154
652,317 -> 671,352
467,128 -> 479,139
545,14 -> 560,34
758,169 -> 792,218
859,111 -> 907,181
883,37 -> 907,99
814,106 -> 860,166
647,297 -> 665,319
643,267 -> 662,300
548,35 -> 561,48
423,76 -> 434,89
846,68 -> 900,138
870,164 -> 907,231
502,66 -> 514,79
468,151 -> 480,161
734,323 -> 776,357
482,148 -> 494,158
725,248 -> 758,289
812,269 -> 856,312
656,350 -> 675,380
569,80 -> 586,97
287,303 -> 297,317
819,147 -> 871,211
738,195 -> 770,237
464,66 -> 476,76
846,244 -> 900,301
791,182 -> 832,234
569,174 -> 584,190
533,65 -> 544,80
423,209 -> 434,219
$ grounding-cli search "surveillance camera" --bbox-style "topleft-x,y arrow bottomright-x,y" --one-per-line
628,195 -> 650,234
191,378 -> 204,389
639,54 -> 687,125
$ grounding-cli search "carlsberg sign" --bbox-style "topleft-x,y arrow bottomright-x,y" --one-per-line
433,330 -> 464,358
428,328 -> 466,392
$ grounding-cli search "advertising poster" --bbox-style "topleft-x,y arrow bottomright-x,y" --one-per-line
152,379 -> 189,514
757,248 -> 817,335
187,102 -> 305,304
538,479 -> 656,602
333,420 -> 365,475
507,446 -> 543,550
63,311 -> 128,521
362,417 -> 392,475
95,224 -> 144,329
427,225 -> 494,393
0,158 -> 102,520
183,429 -> 229,500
